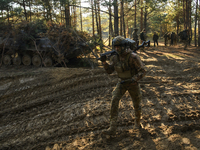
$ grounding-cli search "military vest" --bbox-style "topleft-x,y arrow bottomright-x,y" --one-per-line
114,52 -> 137,80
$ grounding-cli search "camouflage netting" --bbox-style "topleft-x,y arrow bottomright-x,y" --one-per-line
0,21 -> 95,61
38,22 -> 93,55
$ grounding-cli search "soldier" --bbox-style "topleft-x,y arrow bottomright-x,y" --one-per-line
170,32 -> 175,46
164,32 -> 170,46
140,29 -> 147,43
100,36 -> 146,135
140,29 -> 147,51
132,28 -> 139,46
178,29 -> 189,50
153,32 -> 159,47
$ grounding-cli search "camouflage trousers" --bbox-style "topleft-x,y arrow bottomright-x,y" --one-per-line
110,81 -> 142,122
182,40 -> 188,49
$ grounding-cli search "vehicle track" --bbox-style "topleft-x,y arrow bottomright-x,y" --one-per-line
0,47 -> 200,150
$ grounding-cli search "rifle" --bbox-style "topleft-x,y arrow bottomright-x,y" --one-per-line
97,39 -> 150,60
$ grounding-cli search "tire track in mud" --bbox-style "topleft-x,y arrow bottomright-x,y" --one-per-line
1,49 -> 200,150
0,68 -> 115,149
0,69 -> 115,113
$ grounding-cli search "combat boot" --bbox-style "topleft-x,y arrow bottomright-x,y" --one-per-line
134,118 -> 141,129
102,121 -> 117,135
134,110 -> 141,129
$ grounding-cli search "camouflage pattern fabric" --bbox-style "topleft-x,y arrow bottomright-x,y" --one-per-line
110,81 -> 142,122
182,40 -> 188,50
133,32 -> 139,41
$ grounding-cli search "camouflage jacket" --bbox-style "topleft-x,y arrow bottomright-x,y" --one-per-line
103,49 -> 146,81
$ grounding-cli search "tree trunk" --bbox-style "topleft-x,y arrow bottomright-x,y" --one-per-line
7,8 -> 9,23
22,0 -> 27,21
134,0 -> 136,28
144,4 -> 147,31
114,0 -> 119,36
98,0 -> 102,41
109,0 -> 113,45
95,1 -> 99,35
123,4 -> 126,38
186,0 -> 189,29
29,0 -> 32,21
120,0 -> 123,36
140,0 -> 143,32
60,6 -> 62,23
80,0 -> 83,31
198,0 -> 200,46
91,0 -> 94,36
65,2 -> 70,28
195,0 -> 198,46
183,0 -> 186,28
126,18 -> 129,38
176,0 -> 179,35
189,0 -> 192,44
97,0 -> 103,52
73,4 -> 76,29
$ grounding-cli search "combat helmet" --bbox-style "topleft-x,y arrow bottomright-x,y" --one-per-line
112,36 -> 127,55
112,36 -> 126,46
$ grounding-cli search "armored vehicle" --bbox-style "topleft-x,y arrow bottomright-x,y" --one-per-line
0,23 -> 91,67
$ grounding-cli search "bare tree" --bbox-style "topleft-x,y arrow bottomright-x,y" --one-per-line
94,0 -> 99,35
198,0 -> 200,46
176,0 -> 180,35
22,0 -> 27,21
134,0 -> 136,28
195,0 -> 198,46
80,0 -> 82,31
183,0 -> 186,28
91,0 -> 94,36
140,0 -> 143,32
65,1 -> 70,27
109,0 -> 113,45
114,0 -> 119,36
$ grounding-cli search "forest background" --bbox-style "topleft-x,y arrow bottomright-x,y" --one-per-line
0,0 -> 199,47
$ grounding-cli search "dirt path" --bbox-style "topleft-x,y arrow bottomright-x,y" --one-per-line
0,46 -> 200,150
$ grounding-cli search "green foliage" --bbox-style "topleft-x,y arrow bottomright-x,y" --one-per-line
0,0 -> 196,42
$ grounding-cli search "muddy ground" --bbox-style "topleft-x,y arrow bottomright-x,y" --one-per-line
0,44 -> 200,150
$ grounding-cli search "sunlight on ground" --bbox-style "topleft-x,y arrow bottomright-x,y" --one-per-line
162,53 -> 185,59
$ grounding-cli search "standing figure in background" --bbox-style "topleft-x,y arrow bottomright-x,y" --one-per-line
164,32 -> 170,46
153,32 -> 159,47
140,29 -> 147,51
170,32 -> 175,46
178,29 -> 189,50
132,28 -> 139,46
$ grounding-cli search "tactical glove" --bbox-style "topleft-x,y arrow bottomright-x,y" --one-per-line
100,55 -> 107,62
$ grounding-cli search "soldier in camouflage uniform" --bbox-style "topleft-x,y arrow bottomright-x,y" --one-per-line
140,29 -> 147,51
132,28 -> 139,46
178,29 -> 189,50
164,32 -> 170,46
153,32 -> 159,47
100,36 -> 146,135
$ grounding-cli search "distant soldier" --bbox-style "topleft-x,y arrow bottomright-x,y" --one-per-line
153,32 -> 159,47
132,28 -> 139,46
170,32 -> 175,46
164,32 -> 170,46
140,29 -> 147,51
140,29 -> 147,43
178,29 -> 189,50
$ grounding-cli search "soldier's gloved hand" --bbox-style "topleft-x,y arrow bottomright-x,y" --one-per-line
100,55 -> 107,62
